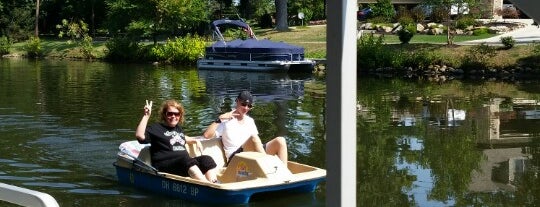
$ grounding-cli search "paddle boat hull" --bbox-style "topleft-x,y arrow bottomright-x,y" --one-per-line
113,138 -> 326,204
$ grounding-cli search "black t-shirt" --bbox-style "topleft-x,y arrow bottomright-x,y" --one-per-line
139,123 -> 188,164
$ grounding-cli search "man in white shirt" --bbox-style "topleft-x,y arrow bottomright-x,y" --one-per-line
203,91 -> 288,165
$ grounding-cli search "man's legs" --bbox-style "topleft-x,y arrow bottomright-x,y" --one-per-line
243,135 -> 288,165
243,135 -> 265,153
265,136 -> 288,165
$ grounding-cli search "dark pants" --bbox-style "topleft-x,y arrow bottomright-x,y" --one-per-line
155,154 -> 217,177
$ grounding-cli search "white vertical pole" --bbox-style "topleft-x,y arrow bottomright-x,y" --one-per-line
327,0 -> 357,206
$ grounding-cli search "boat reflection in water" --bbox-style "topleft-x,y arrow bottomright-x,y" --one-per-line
197,70 -> 312,103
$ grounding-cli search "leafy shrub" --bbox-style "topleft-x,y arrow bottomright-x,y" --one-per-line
472,27 -> 489,36
500,36 -> 515,49
398,16 -> 415,27
105,36 -> 142,61
397,24 -> 416,44
368,16 -> 389,24
461,43 -> 497,70
370,0 -> 395,22
149,34 -> 206,64
24,36 -> 42,58
402,49 -> 441,69
410,6 -> 427,23
258,13 -> 273,28
533,41 -> 540,56
431,6 -> 449,23
295,8 -> 313,25
495,7 -> 520,19
395,6 -> 411,23
56,19 -> 94,59
0,36 -> 11,55
455,16 -> 476,30
357,34 -> 400,71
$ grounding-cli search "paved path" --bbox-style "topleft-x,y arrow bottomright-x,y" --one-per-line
461,19 -> 540,45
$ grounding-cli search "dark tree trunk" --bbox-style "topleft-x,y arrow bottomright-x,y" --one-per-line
35,0 -> 40,37
275,0 -> 288,31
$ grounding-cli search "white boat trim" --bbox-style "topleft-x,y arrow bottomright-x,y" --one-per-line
197,59 -> 315,72
0,182 -> 59,207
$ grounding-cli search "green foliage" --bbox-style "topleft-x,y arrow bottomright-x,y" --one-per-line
525,41 -> 540,68
148,35 -> 206,64
289,0 -> 326,21
398,16 -> 415,28
24,36 -> 42,58
357,34 -> 399,71
258,13 -> 273,28
105,0 -> 210,41
402,49 -> 441,69
533,41 -> 540,56
472,27 -> 489,36
296,8 -> 314,24
0,5 -> 33,41
0,36 -> 11,55
222,28 -> 249,41
370,0 -> 395,22
395,6 -> 412,23
397,17 -> 416,44
56,19 -> 94,59
105,36 -> 143,61
368,16 -> 390,24
461,43 -> 497,70
397,25 -> 416,44
431,6 -> 449,23
455,16 -> 476,30
248,0 -> 275,20
500,36 -> 515,50
411,6 -> 427,23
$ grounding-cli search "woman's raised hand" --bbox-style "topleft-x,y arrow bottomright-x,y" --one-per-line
144,100 -> 153,116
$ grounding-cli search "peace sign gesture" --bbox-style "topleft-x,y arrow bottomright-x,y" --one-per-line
143,100 -> 153,116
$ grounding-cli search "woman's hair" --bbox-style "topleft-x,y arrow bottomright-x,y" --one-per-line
159,99 -> 185,124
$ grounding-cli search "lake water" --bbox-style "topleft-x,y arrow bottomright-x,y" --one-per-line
0,58 -> 326,206
2,58 -> 540,206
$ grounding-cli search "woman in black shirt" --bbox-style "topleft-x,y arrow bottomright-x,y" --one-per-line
135,100 -> 218,183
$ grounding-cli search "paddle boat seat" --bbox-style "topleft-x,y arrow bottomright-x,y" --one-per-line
131,137 -> 228,170
186,137 -> 227,168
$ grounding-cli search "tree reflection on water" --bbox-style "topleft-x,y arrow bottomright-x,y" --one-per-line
357,78 -> 540,206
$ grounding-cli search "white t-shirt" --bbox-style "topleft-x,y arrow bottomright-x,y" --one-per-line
215,115 -> 259,160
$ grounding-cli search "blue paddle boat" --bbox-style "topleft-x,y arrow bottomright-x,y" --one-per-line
113,137 -> 326,204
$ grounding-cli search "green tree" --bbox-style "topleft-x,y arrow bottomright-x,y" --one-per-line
370,0 -> 395,22
38,0 -> 107,36
56,19 -> 94,59
422,0 -> 481,45
0,0 -> 35,41
105,0 -> 210,44
289,0 -> 326,24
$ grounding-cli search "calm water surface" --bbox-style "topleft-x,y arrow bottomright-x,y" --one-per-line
2,58 -> 540,206
357,77 -> 540,206
0,58 -> 326,207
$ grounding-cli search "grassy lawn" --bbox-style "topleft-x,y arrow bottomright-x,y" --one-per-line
254,25 -> 327,58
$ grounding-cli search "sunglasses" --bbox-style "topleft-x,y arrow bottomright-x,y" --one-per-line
166,111 -> 181,117
240,102 -> 253,108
